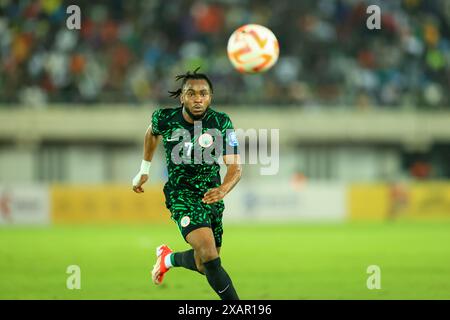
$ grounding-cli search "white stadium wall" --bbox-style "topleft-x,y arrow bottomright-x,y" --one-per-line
1,107 -> 450,224
224,182 -> 347,222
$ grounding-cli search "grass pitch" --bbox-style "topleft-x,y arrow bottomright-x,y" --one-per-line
1,221 -> 450,300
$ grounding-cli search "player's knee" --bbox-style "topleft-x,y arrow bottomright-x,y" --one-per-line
197,247 -> 219,264
192,249 -> 207,274
196,261 -> 205,274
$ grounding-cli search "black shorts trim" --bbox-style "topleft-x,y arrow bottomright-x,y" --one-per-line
180,222 -> 211,243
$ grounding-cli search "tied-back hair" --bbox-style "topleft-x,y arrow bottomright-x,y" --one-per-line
168,67 -> 214,98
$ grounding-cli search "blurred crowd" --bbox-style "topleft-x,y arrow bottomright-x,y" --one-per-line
0,0 -> 449,108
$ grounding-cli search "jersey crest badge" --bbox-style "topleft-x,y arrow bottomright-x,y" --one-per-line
180,216 -> 190,228
199,133 -> 214,148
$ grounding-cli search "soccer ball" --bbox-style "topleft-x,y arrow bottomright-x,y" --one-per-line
227,24 -> 279,74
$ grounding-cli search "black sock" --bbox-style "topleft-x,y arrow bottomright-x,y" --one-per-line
172,249 -> 203,274
203,257 -> 239,300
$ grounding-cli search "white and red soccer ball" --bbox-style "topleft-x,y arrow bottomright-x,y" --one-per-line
227,24 -> 279,74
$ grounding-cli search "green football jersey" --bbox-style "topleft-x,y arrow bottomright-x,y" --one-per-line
151,106 -> 239,195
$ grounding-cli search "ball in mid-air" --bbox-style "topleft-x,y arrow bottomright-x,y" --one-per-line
227,24 -> 279,74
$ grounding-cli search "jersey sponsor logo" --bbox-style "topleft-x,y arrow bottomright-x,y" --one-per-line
180,216 -> 190,227
198,133 -> 214,148
228,131 -> 239,147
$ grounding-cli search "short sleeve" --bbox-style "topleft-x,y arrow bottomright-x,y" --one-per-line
221,114 -> 239,155
151,109 -> 162,136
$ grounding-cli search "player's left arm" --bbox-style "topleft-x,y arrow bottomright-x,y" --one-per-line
202,154 -> 242,204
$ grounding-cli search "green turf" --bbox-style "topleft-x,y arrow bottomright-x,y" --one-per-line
1,221 -> 450,299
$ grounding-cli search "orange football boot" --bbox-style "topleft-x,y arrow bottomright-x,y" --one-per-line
151,244 -> 173,285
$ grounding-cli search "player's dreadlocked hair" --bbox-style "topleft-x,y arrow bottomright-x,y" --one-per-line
168,67 -> 214,98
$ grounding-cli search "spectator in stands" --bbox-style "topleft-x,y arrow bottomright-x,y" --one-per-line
0,0 -> 448,107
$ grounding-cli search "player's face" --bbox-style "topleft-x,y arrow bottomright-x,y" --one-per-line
181,79 -> 212,120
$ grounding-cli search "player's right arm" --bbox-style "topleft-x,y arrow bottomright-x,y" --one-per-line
132,121 -> 161,193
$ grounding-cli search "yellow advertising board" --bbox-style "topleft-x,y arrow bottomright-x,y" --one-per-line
399,182 -> 450,220
51,184 -> 171,224
50,182 -> 450,223
349,182 -> 450,221
348,184 -> 390,221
